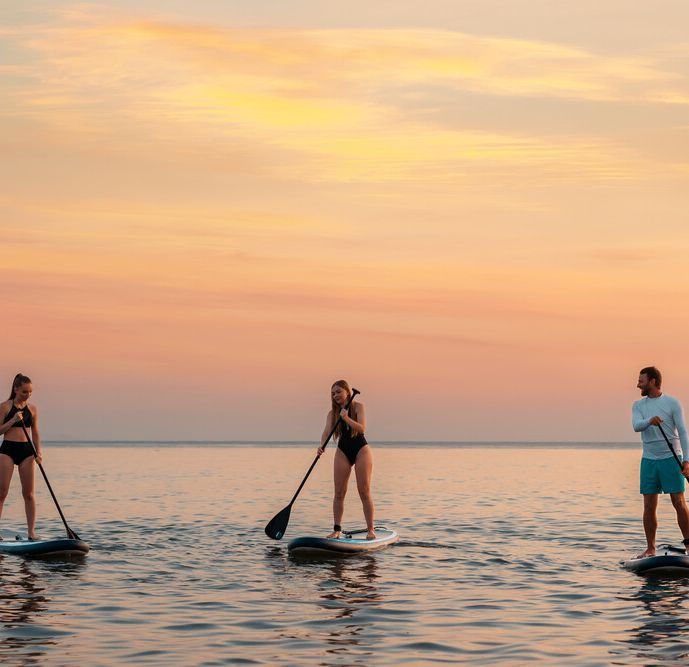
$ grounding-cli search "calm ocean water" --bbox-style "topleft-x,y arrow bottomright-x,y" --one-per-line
2,443 -> 689,666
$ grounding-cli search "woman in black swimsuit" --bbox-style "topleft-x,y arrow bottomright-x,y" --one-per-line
317,380 -> 375,540
0,373 -> 42,540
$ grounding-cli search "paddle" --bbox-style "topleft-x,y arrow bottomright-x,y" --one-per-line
20,423 -> 81,540
657,423 -> 689,478
264,388 -> 360,540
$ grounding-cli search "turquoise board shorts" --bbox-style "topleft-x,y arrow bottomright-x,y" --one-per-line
640,457 -> 685,495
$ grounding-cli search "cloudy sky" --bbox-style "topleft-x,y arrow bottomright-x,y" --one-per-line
1,1 -> 688,440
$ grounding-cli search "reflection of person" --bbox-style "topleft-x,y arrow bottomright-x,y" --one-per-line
633,366 -> 689,557
624,578 -> 689,664
317,380 -> 375,540
317,556 -> 380,624
0,373 -> 42,540
5,560 -> 49,626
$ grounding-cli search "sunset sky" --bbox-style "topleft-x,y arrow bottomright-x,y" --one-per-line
2,1 -> 688,441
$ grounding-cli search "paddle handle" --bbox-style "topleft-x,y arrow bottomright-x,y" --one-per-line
287,388 -> 360,507
656,423 -> 687,476
20,423 -> 80,540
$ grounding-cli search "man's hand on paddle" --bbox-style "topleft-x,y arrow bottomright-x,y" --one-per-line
649,416 -> 663,426
682,461 -> 689,480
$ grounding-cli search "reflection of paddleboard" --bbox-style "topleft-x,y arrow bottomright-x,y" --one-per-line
288,526 -> 398,556
624,544 -> 689,574
0,537 -> 89,558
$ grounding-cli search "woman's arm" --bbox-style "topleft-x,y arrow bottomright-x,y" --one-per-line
30,405 -> 42,462
320,411 -> 335,446
341,402 -> 366,435
317,411 -> 336,454
0,402 -> 21,436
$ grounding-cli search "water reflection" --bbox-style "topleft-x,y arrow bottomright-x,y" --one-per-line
0,560 -> 49,625
0,556 -> 87,665
314,556 -> 381,663
265,546 -> 383,664
264,546 -> 382,613
315,555 -> 381,611
618,577 -> 689,663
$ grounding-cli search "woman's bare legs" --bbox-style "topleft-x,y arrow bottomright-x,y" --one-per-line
18,456 -> 37,539
354,445 -> 375,539
328,448 -> 352,538
0,454 -> 14,536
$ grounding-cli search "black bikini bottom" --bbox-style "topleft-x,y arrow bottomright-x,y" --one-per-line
0,440 -> 34,466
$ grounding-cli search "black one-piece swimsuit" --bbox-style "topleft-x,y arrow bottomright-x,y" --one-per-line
0,403 -> 34,466
337,407 -> 368,466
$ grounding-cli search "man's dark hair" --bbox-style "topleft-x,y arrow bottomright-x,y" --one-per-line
640,366 -> 662,387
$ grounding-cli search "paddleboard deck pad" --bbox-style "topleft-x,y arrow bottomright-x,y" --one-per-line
288,526 -> 398,556
0,537 -> 89,558
624,544 -> 689,574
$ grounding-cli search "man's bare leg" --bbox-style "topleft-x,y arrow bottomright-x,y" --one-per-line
639,493 -> 659,557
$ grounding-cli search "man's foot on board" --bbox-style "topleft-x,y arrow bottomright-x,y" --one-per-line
366,530 -> 376,540
28,535 -> 40,541
636,547 -> 656,558
327,531 -> 342,539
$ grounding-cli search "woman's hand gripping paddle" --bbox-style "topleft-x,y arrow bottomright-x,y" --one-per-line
264,388 -> 360,540
21,423 -> 81,540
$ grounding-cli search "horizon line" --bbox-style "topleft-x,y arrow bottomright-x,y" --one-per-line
42,439 -> 640,445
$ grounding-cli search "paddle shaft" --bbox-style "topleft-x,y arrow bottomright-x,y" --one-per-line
286,389 -> 360,508
656,422 -> 687,475
20,423 -> 80,540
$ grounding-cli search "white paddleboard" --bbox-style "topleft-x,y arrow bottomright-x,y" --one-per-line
288,526 -> 398,556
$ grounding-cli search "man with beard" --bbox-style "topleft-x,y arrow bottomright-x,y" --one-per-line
633,366 -> 689,556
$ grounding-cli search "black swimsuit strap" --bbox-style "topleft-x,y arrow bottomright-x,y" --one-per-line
3,402 -> 31,426
2,404 -> 18,424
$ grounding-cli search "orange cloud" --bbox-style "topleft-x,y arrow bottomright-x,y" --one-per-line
4,11 -> 687,185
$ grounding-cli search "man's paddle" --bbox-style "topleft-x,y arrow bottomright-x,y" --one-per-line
657,422 -> 689,478
265,388 -> 360,540
20,423 -> 81,540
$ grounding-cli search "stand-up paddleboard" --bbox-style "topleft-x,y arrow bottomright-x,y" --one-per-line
0,536 -> 89,558
624,544 -> 689,575
288,526 -> 398,556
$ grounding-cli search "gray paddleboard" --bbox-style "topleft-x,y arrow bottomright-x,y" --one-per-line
0,537 -> 89,558
288,526 -> 398,556
624,544 -> 689,574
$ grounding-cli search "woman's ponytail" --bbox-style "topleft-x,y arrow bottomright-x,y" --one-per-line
10,373 -> 31,400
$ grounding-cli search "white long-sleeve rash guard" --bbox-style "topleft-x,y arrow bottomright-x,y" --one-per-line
632,394 -> 689,460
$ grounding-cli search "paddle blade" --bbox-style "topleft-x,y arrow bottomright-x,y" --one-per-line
265,505 -> 291,540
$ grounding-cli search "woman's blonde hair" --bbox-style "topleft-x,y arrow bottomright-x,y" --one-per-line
330,379 -> 353,442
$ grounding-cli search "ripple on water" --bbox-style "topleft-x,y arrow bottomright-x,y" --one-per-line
2,445 -> 688,666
